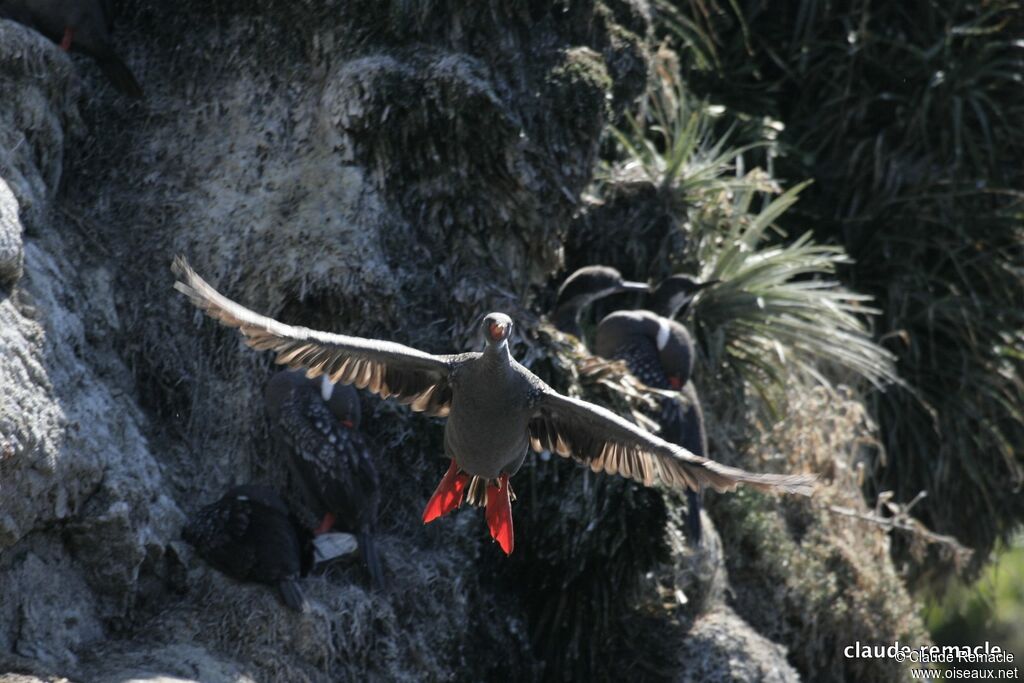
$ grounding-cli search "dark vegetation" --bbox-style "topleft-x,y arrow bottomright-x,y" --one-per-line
656,0 -> 1024,578
536,0 -> 1023,676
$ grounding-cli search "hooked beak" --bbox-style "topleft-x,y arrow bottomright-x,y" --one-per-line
488,321 -> 510,342
617,280 -> 651,294
660,278 -> 721,319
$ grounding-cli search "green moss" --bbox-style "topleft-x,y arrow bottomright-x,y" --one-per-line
547,47 -> 614,121
596,1 -> 651,108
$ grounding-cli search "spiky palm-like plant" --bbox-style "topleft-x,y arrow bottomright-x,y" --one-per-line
605,78 -> 898,415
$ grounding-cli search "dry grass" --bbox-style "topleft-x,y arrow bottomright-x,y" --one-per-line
704,383 -> 932,681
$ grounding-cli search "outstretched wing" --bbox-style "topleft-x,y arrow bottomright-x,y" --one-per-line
528,385 -> 815,495
173,256 -> 467,416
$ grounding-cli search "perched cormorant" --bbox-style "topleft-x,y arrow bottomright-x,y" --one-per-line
173,257 -> 814,556
556,268 -> 718,544
182,485 -> 313,612
595,310 -> 710,544
552,265 -> 650,338
265,369 -> 386,589
0,0 -> 143,97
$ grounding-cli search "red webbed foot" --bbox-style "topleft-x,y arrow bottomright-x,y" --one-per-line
423,459 -> 469,523
485,474 -> 514,555
314,512 -> 336,535
60,27 -> 74,51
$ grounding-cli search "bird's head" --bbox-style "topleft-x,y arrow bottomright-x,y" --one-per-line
482,312 -> 514,346
321,375 -> 362,428
654,316 -> 696,389
595,310 -> 697,388
650,274 -> 719,319
555,266 -> 651,308
553,266 -> 649,334
265,369 -> 361,427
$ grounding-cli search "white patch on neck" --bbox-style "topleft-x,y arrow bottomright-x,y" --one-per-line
656,318 -> 671,351
320,374 -> 335,401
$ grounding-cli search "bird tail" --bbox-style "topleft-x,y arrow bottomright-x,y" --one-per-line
358,530 -> 387,590
685,489 -> 702,547
277,576 -> 309,613
95,51 -> 143,98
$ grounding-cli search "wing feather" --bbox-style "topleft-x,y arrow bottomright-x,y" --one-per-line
173,256 -> 471,416
530,387 -> 815,496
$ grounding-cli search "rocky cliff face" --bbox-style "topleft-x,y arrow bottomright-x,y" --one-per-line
0,2 -> 926,681
0,22 -> 181,671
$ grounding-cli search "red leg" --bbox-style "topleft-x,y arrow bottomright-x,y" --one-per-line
485,474 -> 514,555
422,460 -> 469,523
60,27 -> 74,51
314,512 -> 336,535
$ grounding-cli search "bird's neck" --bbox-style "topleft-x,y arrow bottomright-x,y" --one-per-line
483,340 -> 512,366
552,303 -> 583,338
666,294 -> 693,320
